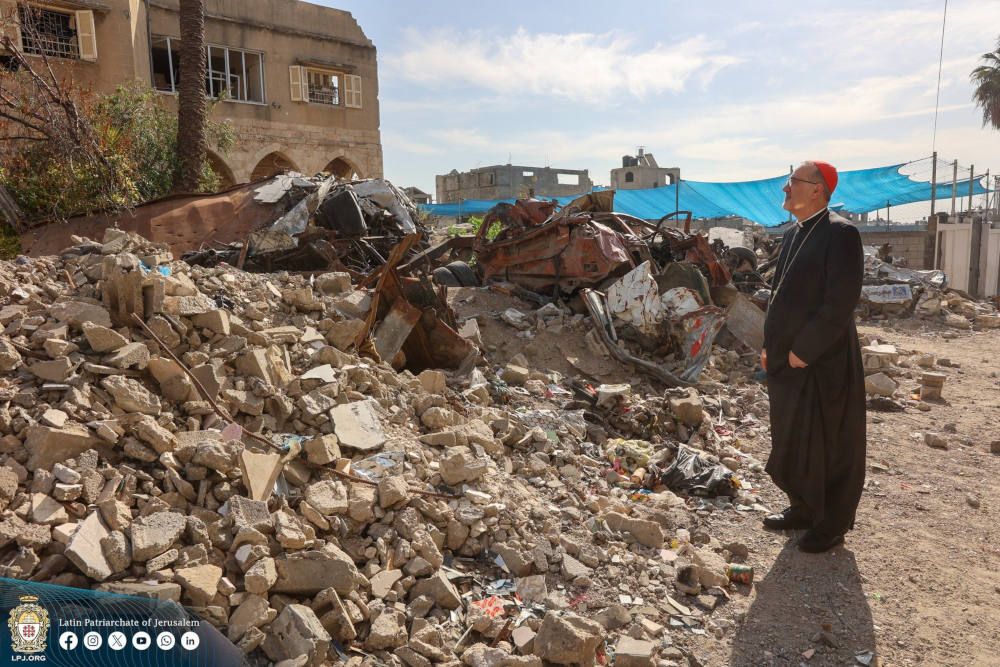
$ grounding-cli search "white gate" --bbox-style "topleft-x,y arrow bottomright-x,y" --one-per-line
936,223 -> 972,292
986,228 -> 1000,297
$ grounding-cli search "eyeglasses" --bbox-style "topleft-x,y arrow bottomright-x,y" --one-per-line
786,176 -> 819,187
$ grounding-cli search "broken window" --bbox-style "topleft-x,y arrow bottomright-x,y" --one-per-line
625,171 -> 634,183
557,173 -> 580,186
151,37 -> 264,103
16,5 -> 96,61
306,68 -> 339,105
207,44 -> 264,102
150,36 -> 180,92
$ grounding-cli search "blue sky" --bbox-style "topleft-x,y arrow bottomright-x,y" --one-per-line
316,0 -> 1000,220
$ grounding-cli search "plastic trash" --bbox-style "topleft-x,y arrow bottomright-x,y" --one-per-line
652,444 -> 740,497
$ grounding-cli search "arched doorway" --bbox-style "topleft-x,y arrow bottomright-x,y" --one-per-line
250,152 -> 298,180
323,157 -> 362,180
206,151 -> 236,190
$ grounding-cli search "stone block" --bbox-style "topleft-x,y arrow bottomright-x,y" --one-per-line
130,511 -> 186,561
261,604 -> 331,667
191,309 -> 231,335
533,611 -> 603,665
25,424 -> 103,472
272,548 -> 359,596
65,511 -> 113,581
304,434 -> 341,465
331,401 -> 386,452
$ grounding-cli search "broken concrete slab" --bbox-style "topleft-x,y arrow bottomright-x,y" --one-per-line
331,401 -> 386,452
175,563 -> 223,606
239,449 -> 283,501
130,511 -> 186,561
261,604 -> 331,667
65,511 -> 113,581
24,424 -> 103,472
101,375 -> 161,415
50,300 -> 112,329
272,549 -> 360,596
533,610 -> 603,665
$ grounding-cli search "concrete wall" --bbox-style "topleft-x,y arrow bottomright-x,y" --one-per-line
856,225 -> 930,269
4,0 -> 382,185
436,164 -> 592,203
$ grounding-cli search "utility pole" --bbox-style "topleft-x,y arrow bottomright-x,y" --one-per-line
950,159 -> 958,217
995,175 -> 1000,220
985,169 -> 990,216
929,151 -> 937,218
968,165 -> 974,213
674,176 -> 679,216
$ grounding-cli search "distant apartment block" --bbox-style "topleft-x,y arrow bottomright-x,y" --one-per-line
610,148 -> 680,190
436,164 -> 593,204
0,0 -> 383,187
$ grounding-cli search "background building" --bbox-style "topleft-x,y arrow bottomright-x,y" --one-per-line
610,147 -> 680,190
1,0 -> 383,186
436,164 -> 592,204
402,186 -> 431,205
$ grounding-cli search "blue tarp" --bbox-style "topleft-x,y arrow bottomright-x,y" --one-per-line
421,164 -> 989,227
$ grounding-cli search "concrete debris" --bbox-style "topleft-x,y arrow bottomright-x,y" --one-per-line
5,223 -> 967,665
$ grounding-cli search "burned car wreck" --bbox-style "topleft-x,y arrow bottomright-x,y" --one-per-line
414,193 -> 765,387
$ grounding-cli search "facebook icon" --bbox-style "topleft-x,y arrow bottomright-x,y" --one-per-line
58,631 -> 78,650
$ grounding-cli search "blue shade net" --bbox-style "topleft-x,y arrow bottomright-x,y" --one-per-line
420,164 -> 989,227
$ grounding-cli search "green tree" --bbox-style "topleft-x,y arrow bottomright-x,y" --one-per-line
971,38 -> 1000,130
1,81 -> 232,223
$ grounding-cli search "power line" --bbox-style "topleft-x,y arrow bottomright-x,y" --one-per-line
932,0 -> 948,153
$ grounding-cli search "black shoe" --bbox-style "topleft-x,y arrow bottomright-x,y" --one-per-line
797,530 -> 844,553
762,508 -> 812,530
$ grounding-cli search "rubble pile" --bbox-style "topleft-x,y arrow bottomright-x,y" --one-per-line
0,227 -> 800,666
181,175 -> 428,275
854,247 -> 1000,328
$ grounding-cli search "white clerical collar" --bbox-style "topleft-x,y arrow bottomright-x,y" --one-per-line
796,207 -> 828,228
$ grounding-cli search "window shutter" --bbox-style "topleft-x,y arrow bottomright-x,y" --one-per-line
345,74 -> 362,108
289,65 -> 307,102
289,65 -> 302,101
75,10 -> 97,61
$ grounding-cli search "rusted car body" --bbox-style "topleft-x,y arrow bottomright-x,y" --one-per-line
473,195 -> 652,293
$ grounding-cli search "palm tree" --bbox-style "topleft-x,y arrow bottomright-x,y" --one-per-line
971,39 -> 1000,131
175,0 -> 206,192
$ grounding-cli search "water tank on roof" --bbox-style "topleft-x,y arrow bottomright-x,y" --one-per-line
622,155 -> 637,167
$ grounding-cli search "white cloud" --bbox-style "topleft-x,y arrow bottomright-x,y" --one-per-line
385,29 -> 740,102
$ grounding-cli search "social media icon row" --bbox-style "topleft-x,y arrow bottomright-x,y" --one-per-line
59,630 -> 200,651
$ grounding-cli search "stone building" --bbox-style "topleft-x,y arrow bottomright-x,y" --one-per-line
436,164 -> 592,204
402,186 -> 431,205
0,0 -> 382,187
610,148 -> 680,190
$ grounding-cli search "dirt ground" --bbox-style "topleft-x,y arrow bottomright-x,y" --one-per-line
451,284 -> 1000,666
700,323 -> 1000,667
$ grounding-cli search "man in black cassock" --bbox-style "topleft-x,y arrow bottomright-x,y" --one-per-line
760,160 -> 866,553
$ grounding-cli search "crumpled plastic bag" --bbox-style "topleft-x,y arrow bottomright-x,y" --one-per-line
604,438 -> 654,472
652,445 -> 740,497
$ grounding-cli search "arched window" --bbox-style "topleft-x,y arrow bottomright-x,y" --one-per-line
625,171 -> 634,183
250,152 -> 298,180
323,158 -> 361,180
